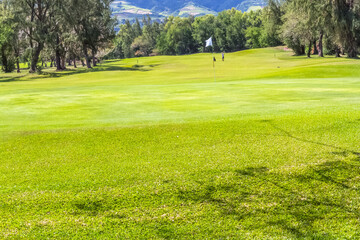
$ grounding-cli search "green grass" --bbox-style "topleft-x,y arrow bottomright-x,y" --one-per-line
1,48 -> 360,239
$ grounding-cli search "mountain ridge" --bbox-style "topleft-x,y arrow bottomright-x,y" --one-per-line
111,0 -> 266,23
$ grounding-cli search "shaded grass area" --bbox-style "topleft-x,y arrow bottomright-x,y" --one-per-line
1,48 -> 360,238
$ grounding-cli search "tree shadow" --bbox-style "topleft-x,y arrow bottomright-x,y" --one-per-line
103,59 -> 121,63
176,160 -> 360,238
175,122 -> 360,238
0,75 -> 26,83
38,68 -> 88,78
92,64 -> 151,72
71,197 -> 111,217
1,61 -> 156,82
26,63 -> 153,80
65,121 -> 360,238
260,119 -> 360,160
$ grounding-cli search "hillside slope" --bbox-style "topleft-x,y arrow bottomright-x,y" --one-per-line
111,0 -> 266,23
123,0 -> 266,12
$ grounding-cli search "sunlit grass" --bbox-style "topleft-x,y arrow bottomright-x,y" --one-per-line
0,48 -> 359,239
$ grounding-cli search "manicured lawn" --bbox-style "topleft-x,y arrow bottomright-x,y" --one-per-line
1,48 -> 360,239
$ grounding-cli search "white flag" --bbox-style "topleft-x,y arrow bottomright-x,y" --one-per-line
205,37 -> 213,47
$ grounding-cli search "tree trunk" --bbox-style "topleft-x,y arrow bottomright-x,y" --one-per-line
301,45 -> 305,55
55,35 -> 63,71
56,50 -> 62,71
81,59 -> 85,67
1,46 -> 9,73
30,43 -> 43,73
68,59 -> 72,66
307,41 -> 312,58
92,49 -> 97,67
14,47 -> 21,73
345,30 -> 357,58
313,40 -> 318,55
318,32 -> 324,57
335,47 -> 341,58
83,45 -> 92,68
73,58 -> 77,68
61,56 -> 66,70
16,59 -> 20,73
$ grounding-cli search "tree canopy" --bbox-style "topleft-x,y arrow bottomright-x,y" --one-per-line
0,0 -> 115,73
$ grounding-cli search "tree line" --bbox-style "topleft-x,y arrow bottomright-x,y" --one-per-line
108,0 -> 360,59
106,9 -> 276,59
0,0 -> 115,73
280,0 -> 360,58
2,0 -> 360,74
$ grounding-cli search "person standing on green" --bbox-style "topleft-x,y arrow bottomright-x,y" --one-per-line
222,52 -> 225,61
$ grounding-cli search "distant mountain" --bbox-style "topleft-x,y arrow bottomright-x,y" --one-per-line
111,0 -> 266,23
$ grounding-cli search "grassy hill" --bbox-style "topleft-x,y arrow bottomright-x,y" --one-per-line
1,48 -> 360,238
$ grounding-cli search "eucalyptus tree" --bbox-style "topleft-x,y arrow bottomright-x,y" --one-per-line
261,0 -> 284,47
89,0 -> 116,66
292,0 -> 333,57
244,10 -> 264,48
142,16 -> 161,50
10,0 -> 58,72
331,0 -> 360,58
133,18 -> 142,38
0,1 -> 16,72
47,0 -> 70,71
157,16 -> 196,55
281,8 -> 306,55
117,20 -> 136,58
64,0 -> 115,68
192,14 -> 216,52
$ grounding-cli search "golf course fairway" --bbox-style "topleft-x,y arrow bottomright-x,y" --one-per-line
0,47 -> 360,239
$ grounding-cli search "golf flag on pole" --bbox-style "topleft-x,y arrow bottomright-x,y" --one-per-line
205,37 -> 213,47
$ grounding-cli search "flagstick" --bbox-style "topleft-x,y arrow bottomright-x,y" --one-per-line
212,48 -> 216,82
206,37 -> 216,83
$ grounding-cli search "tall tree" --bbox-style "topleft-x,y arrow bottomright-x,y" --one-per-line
11,0 -> 56,72
331,0 -> 359,58
192,14 -> 216,52
157,16 -> 196,55
261,0 -> 283,47
117,20 -> 136,58
0,1 -> 16,72
65,0 -> 115,68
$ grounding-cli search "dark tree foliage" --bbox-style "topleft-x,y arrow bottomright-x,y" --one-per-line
281,0 -> 360,58
110,9 -> 271,59
0,0 -> 115,73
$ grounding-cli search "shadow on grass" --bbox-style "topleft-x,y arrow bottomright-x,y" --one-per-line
1,62 -> 156,82
175,122 -> 360,238
92,64 -> 151,72
69,122 -> 360,238
72,197 -> 112,217
176,158 -> 360,238
260,119 -> 360,160
173,121 -> 360,238
0,75 -> 26,83
35,63 -> 152,80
